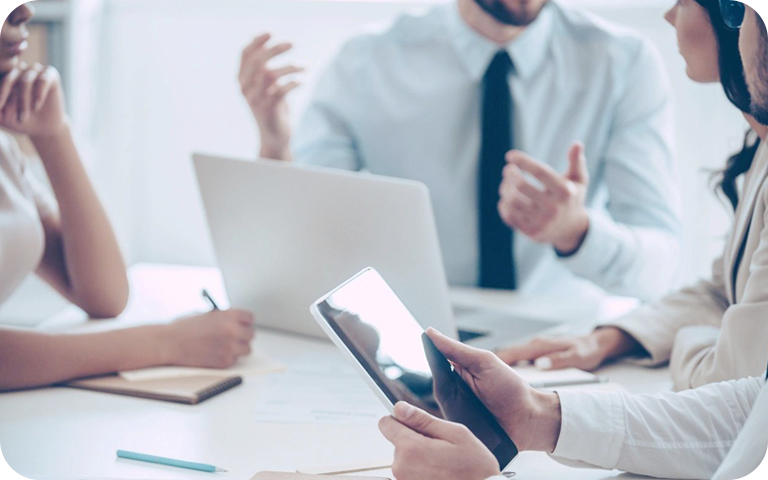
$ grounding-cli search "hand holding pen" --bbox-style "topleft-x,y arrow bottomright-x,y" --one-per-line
158,291 -> 255,369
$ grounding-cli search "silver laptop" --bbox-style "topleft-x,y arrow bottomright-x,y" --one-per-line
193,154 -> 561,348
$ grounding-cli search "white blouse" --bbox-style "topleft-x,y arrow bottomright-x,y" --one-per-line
0,133 -> 46,305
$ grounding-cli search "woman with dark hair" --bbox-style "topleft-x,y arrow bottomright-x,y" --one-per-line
497,0 -> 768,391
695,0 -> 764,210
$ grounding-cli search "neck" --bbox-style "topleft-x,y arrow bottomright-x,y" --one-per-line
745,113 -> 768,141
458,0 -> 526,45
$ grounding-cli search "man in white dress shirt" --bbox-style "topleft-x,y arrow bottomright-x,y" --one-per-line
239,0 -> 683,301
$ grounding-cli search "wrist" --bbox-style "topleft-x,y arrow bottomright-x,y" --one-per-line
29,120 -> 73,148
593,327 -> 639,361
553,210 -> 589,255
527,390 -> 562,453
153,323 -> 178,366
257,130 -> 291,161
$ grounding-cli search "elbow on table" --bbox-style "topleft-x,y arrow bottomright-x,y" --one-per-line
76,279 -> 130,319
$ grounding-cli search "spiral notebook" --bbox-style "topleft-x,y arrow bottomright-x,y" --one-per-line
65,374 -> 242,405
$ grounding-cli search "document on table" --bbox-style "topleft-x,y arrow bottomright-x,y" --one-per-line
251,368 -> 388,425
513,366 -> 605,388
119,351 -> 286,381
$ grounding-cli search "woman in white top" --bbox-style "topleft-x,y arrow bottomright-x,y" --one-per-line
497,0 -> 768,392
0,4 -> 254,392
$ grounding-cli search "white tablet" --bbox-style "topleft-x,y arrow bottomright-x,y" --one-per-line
310,268 -> 518,469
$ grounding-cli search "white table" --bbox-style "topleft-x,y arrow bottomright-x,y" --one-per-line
0,264 -> 672,480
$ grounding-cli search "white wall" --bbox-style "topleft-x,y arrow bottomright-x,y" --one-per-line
87,0 -> 749,286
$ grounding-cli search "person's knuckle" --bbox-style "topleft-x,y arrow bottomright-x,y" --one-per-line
391,461 -> 406,480
377,417 -> 389,432
454,423 -> 471,437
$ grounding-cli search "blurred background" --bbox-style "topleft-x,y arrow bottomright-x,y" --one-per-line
1,0 -> 751,320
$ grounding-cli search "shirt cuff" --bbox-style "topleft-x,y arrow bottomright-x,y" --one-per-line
551,390 -> 626,469
484,476 -> 509,480
556,210 -> 626,279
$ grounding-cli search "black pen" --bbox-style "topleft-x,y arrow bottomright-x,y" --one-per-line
201,289 -> 220,311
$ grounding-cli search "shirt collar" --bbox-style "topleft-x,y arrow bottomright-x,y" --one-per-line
445,1 -> 556,81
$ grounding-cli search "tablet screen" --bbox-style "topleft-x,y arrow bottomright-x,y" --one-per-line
315,269 -> 518,468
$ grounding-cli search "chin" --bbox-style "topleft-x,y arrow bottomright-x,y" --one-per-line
685,66 -> 718,85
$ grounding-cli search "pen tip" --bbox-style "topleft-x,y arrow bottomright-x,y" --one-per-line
216,468 -> 228,473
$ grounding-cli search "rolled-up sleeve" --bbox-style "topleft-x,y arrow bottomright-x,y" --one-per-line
551,377 -> 764,479
559,39 -> 683,302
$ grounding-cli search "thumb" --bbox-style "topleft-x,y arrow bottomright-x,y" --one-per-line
393,402 -> 463,442
566,142 -> 588,184
427,328 -> 497,373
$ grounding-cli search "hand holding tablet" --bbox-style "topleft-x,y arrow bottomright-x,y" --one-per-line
310,268 -> 527,469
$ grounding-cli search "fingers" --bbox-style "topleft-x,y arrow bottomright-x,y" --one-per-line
392,402 -> 467,442
566,142 -> 589,184
0,66 -> 21,110
247,69 -> 301,103
535,350 -> 578,370
240,40 -> 293,84
270,65 -> 304,79
241,33 -> 271,62
379,413 -> 425,446
426,328 -> 498,373
496,337 -> 572,365
506,150 -> 569,200
230,309 -> 255,327
17,65 -> 41,123
239,33 -> 272,79
33,66 -> 58,112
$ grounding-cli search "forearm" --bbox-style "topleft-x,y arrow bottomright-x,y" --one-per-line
550,377 -> 763,479
0,325 -> 172,391
31,125 -> 128,318
602,277 -> 728,366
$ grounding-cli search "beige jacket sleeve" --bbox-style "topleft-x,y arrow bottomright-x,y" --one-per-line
669,186 -> 768,390
602,253 -> 728,371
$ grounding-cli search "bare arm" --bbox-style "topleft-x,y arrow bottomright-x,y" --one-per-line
0,64 -> 128,318
0,309 -> 256,392
0,325 -> 168,391
32,126 -> 128,318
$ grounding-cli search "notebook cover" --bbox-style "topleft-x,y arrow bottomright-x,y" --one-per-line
65,374 -> 242,405
251,473 -> 389,480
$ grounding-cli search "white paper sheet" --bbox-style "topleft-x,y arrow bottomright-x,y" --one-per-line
119,351 -> 286,381
251,368 -> 387,425
513,366 -> 604,388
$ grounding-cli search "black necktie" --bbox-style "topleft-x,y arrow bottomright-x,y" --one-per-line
478,51 -> 516,289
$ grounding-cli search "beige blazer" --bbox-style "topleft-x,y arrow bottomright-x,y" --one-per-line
607,139 -> 768,390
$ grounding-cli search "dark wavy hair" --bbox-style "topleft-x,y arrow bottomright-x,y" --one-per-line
696,0 -> 761,210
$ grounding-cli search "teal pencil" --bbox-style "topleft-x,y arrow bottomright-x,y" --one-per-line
116,449 -> 227,473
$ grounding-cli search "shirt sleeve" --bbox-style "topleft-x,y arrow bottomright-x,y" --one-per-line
558,39 -> 683,302
551,377 -> 764,479
712,376 -> 768,480
292,40 -> 365,171
600,253 -> 728,368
